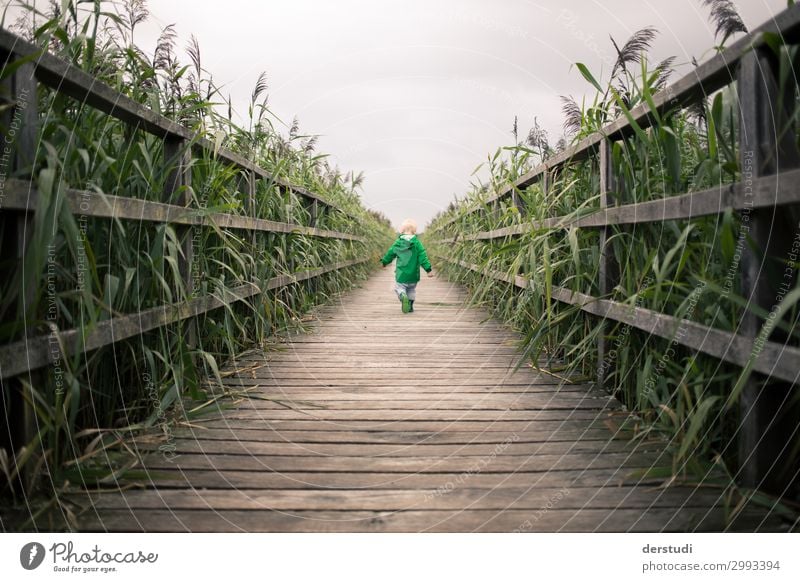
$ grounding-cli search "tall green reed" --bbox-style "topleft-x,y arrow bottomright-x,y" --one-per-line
429,11 -> 800,501
0,0 -> 393,517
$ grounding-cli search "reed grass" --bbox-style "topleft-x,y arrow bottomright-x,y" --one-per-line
0,0 -> 393,522
428,11 -> 800,508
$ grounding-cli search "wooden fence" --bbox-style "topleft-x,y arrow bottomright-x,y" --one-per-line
429,6 -> 800,492
0,29 -> 370,448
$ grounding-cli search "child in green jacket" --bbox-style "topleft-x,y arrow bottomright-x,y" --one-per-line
380,219 -> 433,313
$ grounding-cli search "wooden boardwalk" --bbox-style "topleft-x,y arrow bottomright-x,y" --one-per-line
72,269 -> 776,532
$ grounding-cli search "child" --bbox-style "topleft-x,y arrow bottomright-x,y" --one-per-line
380,219 -> 433,313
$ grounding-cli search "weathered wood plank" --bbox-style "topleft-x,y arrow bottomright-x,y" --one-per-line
159,428 -> 617,445
142,452 -> 661,472
103,468 -> 650,490
187,418 -> 611,431
190,409 -> 606,422
75,508 -> 783,533
74,486 -> 724,512
133,439 -> 643,457
0,179 -> 364,241
458,169 -> 800,239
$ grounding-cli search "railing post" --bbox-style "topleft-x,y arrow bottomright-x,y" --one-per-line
309,198 -> 319,297
310,198 -> 319,227
245,170 -> 257,248
0,56 -> 38,486
542,168 -> 550,198
596,138 -> 617,389
163,136 -> 195,350
737,49 -> 800,492
511,190 -> 525,215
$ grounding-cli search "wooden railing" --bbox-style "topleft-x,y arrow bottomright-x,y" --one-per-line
0,29 -> 368,379
429,5 -> 800,492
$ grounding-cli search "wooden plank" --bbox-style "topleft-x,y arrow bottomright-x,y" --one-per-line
142,452 -> 660,472
163,136 -> 195,352
132,439 -> 641,457
191,409 -> 606,422
95,467 -> 652,490
74,508 -> 782,533
218,373 -> 582,382
228,400 -> 616,411
160,428 -> 616,444
458,169 -> 800,239
215,381 -> 586,392
0,55 -> 38,482
187,418 -> 612,431
200,393 -> 613,404
0,179 -> 365,241
597,137 -> 616,389
74,486 -> 723,512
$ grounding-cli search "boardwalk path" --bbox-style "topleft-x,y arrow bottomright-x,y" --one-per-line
74,269 -> 769,531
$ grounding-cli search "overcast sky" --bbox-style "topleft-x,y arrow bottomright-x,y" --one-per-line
13,1 -> 791,229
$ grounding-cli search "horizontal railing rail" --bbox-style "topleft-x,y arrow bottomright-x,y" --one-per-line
438,257 -> 800,385
2,178 -> 365,242
435,169 -> 800,242
0,258 -> 368,380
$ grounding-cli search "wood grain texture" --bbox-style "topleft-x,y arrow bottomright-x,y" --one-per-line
68,269 -> 785,532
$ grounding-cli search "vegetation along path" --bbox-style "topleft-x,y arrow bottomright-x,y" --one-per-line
69,268 -> 780,532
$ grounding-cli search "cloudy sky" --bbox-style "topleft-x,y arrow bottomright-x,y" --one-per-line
22,1 -> 791,229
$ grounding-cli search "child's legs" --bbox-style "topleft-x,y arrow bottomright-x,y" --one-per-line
393,282 -> 417,301
393,282 -> 407,300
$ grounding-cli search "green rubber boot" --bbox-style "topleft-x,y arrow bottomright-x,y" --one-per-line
409,300 -> 414,312
400,292 -> 410,313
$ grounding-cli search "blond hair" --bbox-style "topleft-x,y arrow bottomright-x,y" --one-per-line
399,218 -> 417,235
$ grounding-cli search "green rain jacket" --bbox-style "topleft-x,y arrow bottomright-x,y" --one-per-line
381,234 -> 432,284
